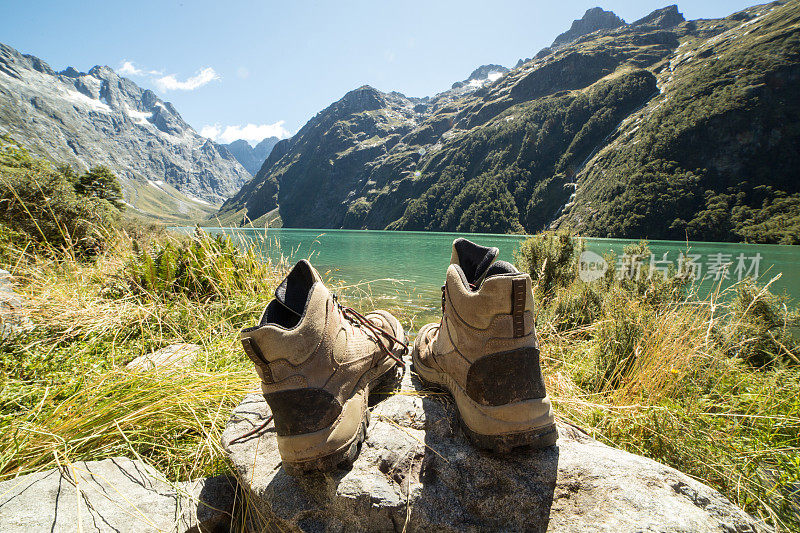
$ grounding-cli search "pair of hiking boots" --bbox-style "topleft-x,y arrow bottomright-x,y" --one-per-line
240,238 -> 556,475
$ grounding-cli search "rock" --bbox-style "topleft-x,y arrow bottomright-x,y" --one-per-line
223,138 -> 280,176
632,5 -> 685,29
222,360 -> 769,532
126,343 -> 202,372
464,64 -> 509,83
0,457 -> 237,532
0,269 -> 31,339
551,7 -> 626,48
178,475 -> 238,533
0,269 -> 21,306
449,64 -> 510,93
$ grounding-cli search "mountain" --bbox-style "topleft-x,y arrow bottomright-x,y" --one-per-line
217,64 -> 511,226
218,1 -> 800,244
0,43 -> 251,222
551,7 -> 627,47
451,65 -> 510,89
553,1 -> 800,243
222,137 -> 280,176
631,5 -> 686,28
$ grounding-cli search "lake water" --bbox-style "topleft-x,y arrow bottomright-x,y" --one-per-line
185,228 -> 800,326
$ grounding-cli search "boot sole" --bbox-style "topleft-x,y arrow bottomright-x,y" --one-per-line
281,332 -> 407,474
411,344 -> 556,453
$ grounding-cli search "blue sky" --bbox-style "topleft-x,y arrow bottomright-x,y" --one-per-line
1,0 -> 756,144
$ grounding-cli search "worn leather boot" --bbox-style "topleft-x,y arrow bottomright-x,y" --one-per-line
412,238 -> 556,452
240,260 -> 407,474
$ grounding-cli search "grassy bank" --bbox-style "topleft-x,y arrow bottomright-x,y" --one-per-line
0,229 -> 281,482
518,233 -> 799,530
0,207 -> 797,529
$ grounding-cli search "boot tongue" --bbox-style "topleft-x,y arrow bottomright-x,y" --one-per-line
451,238 -> 499,286
274,259 -> 322,317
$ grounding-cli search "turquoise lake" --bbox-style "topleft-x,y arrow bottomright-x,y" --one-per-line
186,228 -> 800,326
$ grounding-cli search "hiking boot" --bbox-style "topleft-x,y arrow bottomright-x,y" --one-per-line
240,260 -> 407,474
411,238 -> 557,452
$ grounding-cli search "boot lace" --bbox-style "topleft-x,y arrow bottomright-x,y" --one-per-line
334,294 -> 407,367
231,295 -> 407,445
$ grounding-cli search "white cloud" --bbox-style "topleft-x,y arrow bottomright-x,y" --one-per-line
117,60 -> 162,77
199,125 -> 221,139
200,122 -> 291,144
118,61 -> 142,76
155,67 -> 220,91
487,71 -> 503,82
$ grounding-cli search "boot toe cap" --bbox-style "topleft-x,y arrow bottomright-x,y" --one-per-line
366,310 -> 405,344
414,322 -> 439,354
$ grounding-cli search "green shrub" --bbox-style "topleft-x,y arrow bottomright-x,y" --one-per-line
126,229 -> 277,301
515,230 -> 581,296
724,279 -> 800,366
614,241 -> 688,308
0,136 -> 122,257
551,282 -> 604,330
590,292 -> 652,390
74,165 -> 125,211
0,224 -> 33,264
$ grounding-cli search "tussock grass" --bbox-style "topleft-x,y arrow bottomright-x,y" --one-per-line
1,216 -> 798,531
0,229 -> 282,485
522,231 -> 800,531
2,368 -> 254,481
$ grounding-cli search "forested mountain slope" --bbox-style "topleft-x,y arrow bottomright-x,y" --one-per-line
553,2 -> 800,243
219,1 -> 799,243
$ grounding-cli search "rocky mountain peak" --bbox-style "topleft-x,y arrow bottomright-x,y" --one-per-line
26,56 -> 55,75
223,137 -> 281,176
0,41 -> 250,220
87,64 -> 116,78
333,85 -> 386,115
451,64 -> 509,90
632,5 -> 685,28
467,64 -> 509,82
59,66 -> 81,78
551,7 -> 626,47
227,139 -> 249,151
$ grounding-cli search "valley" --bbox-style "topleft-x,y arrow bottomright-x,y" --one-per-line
218,1 -> 800,244
0,43 -> 250,223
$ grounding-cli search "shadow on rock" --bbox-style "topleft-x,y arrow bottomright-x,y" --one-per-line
402,370 -> 558,532
221,358 -> 765,532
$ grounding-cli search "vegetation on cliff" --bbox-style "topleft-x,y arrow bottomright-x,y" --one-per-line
219,1 -> 799,244
557,1 -> 800,243
395,69 -> 658,233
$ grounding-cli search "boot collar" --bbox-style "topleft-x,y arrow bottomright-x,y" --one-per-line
450,238 -> 499,287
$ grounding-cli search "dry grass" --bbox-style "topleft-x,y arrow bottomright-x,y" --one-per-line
537,290 -> 799,531
0,230 -> 282,485
0,227 -> 798,531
